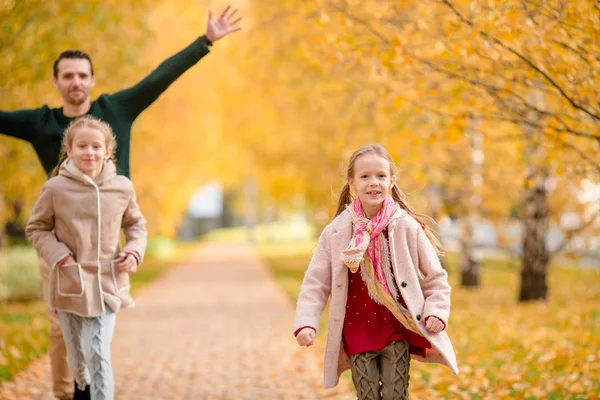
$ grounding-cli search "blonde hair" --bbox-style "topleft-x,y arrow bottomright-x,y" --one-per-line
50,115 -> 117,177
335,143 -> 444,255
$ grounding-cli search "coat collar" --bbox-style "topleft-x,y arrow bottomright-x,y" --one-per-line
327,207 -> 408,268
59,158 -> 117,186
329,206 -> 408,236
330,209 -> 353,236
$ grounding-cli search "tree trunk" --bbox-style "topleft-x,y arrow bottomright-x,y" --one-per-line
519,174 -> 549,301
460,221 -> 480,287
428,183 -> 448,271
460,118 -> 482,287
0,194 -> 6,248
519,83 -> 550,302
0,227 -> 8,249
461,258 -> 480,286
244,177 -> 258,243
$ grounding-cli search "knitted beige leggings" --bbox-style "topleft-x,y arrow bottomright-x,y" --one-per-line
57,304 -> 116,400
349,340 -> 411,400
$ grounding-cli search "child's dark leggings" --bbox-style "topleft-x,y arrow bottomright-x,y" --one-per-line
349,340 -> 410,400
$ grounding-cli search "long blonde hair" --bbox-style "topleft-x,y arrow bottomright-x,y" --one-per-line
50,115 -> 117,177
335,143 -> 444,255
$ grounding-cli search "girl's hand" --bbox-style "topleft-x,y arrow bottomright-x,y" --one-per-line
115,252 -> 137,273
58,255 -> 76,267
425,316 -> 444,333
296,328 -> 316,347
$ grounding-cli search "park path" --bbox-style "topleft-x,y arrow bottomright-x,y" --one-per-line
0,242 -> 355,400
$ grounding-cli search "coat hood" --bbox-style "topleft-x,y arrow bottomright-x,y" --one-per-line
58,158 -> 117,186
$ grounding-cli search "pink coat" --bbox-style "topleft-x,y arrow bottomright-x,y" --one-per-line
294,209 -> 459,389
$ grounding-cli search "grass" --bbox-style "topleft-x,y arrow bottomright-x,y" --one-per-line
203,222 -> 315,244
258,241 -> 600,399
0,302 -> 49,382
0,247 -> 43,302
0,241 -> 199,383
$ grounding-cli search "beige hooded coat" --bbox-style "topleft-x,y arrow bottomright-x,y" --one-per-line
26,159 -> 147,317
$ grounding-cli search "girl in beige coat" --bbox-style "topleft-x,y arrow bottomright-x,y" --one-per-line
294,144 -> 458,399
26,116 -> 147,400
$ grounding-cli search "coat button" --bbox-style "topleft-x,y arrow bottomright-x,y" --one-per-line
416,314 -> 421,321
401,281 -> 407,288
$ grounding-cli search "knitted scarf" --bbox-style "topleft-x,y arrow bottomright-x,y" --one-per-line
341,195 -> 420,334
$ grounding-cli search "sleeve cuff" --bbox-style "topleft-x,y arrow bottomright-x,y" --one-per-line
124,250 -> 141,265
200,35 -> 213,47
425,316 -> 446,331
52,252 -> 72,269
294,326 -> 316,337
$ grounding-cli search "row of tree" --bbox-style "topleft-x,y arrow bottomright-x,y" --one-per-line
1,0 -> 598,301
216,0 -> 600,301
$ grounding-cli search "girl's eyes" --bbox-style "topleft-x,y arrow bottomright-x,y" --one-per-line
361,174 -> 387,178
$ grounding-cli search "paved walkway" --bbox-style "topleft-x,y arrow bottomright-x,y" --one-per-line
0,243 -> 355,400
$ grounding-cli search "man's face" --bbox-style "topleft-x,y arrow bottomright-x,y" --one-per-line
53,58 -> 95,106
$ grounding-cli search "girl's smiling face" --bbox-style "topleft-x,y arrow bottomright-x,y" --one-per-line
348,153 -> 395,218
67,126 -> 110,178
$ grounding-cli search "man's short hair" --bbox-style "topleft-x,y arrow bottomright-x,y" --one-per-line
53,50 -> 94,78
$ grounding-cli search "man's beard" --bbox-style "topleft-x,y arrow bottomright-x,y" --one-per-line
68,91 -> 88,106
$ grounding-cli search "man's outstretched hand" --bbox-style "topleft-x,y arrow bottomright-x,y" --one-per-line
206,5 -> 242,43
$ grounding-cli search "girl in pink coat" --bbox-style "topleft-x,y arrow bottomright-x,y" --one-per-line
294,144 -> 458,399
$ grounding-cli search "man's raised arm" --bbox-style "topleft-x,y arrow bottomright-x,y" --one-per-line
0,107 -> 44,142
108,5 -> 242,120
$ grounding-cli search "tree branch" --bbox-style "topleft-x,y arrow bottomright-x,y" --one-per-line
438,0 -> 600,122
546,132 -> 600,173
328,2 -> 391,45
407,52 -> 600,144
552,39 -> 592,67
550,209 -> 600,256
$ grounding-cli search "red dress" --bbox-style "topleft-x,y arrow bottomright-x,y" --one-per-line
342,230 -> 431,357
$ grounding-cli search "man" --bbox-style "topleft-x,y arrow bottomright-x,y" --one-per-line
0,6 -> 241,399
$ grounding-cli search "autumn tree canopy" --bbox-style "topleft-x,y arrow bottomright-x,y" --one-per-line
2,0 -> 598,246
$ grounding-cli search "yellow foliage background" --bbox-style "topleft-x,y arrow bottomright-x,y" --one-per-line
2,0 -> 599,242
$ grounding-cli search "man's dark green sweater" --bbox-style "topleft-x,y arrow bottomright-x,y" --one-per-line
0,36 -> 211,178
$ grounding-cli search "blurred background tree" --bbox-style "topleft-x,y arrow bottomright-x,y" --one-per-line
1,0 -> 599,303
